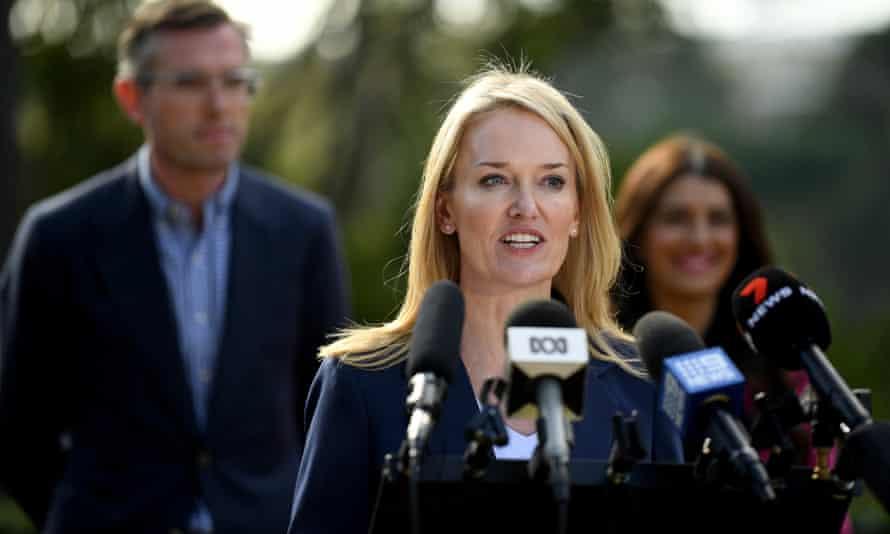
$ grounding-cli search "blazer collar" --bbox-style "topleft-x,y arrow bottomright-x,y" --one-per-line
423,353 -> 624,460
205,169 -> 292,433
92,159 -> 201,440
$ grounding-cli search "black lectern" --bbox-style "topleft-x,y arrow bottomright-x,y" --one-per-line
370,456 -> 852,534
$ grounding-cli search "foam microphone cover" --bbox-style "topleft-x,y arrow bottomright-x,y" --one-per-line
835,421 -> 890,513
835,422 -> 890,479
633,310 -> 705,380
505,298 -> 578,329
731,267 -> 831,369
504,299 -> 585,418
407,280 -> 465,382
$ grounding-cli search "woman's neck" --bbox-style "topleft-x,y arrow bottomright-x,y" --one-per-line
648,290 -> 717,338
459,285 -> 550,436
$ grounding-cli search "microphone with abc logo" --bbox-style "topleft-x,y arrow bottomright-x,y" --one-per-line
504,299 -> 588,506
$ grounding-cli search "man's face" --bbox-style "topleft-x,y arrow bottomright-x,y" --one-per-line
135,23 -> 252,174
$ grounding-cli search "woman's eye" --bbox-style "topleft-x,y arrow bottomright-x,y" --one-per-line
480,174 -> 507,187
657,210 -> 689,225
543,175 -> 566,189
710,210 -> 735,226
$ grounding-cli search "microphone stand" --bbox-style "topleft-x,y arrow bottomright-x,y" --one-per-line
811,400 -> 839,481
810,387 -> 874,481
463,378 -> 509,479
528,381 -> 574,534
606,411 -> 646,485
749,391 -> 805,478
605,412 -> 647,534
396,372 -> 448,534
691,404 -> 776,502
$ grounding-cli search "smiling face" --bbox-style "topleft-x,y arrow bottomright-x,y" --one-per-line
640,174 -> 739,301
436,107 -> 580,295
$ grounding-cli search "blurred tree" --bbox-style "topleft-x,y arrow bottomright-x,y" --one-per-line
1,0 -> 18,260
250,0 -> 665,322
1,0 -> 142,268
812,28 -> 890,320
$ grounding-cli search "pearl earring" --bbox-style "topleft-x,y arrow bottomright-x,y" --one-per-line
442,223 -> 454,234
570,226 -> 578,237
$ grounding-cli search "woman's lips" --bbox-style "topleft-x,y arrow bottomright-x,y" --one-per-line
674,254 -> 719,274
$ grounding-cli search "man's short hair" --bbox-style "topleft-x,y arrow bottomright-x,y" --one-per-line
116,0 -> 250,80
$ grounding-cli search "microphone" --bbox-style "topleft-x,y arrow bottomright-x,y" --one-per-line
504,299 -> 588,503
834,421 -> 890,514
731,267 -> 872,433
634,311 -> 775,502
401,280 -> 464,475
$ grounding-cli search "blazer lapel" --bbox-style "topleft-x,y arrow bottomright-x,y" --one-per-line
207,173 -> 280,429
92,164 -> 199,439
572,360 -> 621,460
427,360 -> 479,457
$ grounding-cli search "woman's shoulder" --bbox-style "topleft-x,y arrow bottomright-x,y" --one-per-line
318,352 -> 407,383
309,355 -> 409,421
601,333 -> 639,359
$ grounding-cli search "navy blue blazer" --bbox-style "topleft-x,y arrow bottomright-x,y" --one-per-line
0,156 -> 349,533
288,350 -> 683,534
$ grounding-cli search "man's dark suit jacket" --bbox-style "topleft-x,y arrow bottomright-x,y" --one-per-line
288,350 -> 684,534
0,156 -> 349,533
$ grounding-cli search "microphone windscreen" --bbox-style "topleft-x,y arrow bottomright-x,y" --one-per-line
633,311 -> 705,380
731,267 -> 831,369
407,280 -> 464,382
835,421 -> 890,512
505,299 -> 577,329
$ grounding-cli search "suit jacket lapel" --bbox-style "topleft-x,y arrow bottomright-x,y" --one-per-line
92,162 -> 200,439
429,359 -> 623,460
570,360 -> 619,460
427,360 -> 479,456
207,172 -> 278,430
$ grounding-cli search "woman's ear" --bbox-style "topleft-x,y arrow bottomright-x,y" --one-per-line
436,193 -> 456,235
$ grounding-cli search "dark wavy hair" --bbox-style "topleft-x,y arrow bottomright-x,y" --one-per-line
613,133 -> 774,387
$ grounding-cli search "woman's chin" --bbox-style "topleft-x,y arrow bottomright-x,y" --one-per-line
499,272 -> 556,293
670,280 -> 724,300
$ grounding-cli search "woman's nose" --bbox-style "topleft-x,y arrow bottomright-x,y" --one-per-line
508,187 -> 539,219
688,218 -> 710,244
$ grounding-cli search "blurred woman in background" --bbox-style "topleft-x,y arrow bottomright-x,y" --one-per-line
613,132 -> 852,532
613,133 -> 778,392
612,133 -> 814,452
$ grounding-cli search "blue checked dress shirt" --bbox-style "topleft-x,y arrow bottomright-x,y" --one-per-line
137,145 -> 238,533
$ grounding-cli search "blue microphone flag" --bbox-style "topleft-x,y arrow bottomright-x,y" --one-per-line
660,347 -> 745,438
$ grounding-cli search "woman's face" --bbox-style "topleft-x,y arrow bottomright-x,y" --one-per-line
640,174 -> 739,301
437,107 -> 580,295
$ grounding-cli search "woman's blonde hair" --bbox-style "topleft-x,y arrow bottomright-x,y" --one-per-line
322,63 -> 637,374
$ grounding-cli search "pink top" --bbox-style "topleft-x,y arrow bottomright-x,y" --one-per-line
746,370 -> 853,534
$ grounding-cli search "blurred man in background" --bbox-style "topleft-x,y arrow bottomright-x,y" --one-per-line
0,1 -> 349,532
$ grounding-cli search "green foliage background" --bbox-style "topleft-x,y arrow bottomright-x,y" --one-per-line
1,0 -> 889,531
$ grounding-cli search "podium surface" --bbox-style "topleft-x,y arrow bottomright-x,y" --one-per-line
371,456 -> 852,534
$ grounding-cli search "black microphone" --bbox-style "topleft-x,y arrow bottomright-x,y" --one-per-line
731,267 -> 872,432
834,421 -> 890,514
402,280 -> 464,475
504,299 -> 588,504
634,311 -> 775,502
